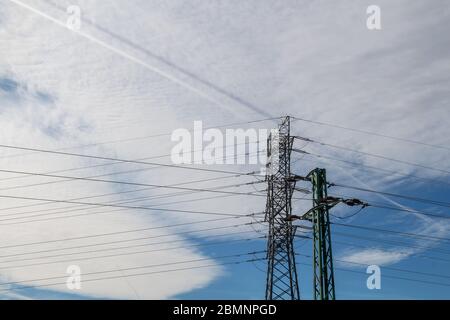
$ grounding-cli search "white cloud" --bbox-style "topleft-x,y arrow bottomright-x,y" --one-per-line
0,0 -> 449,299
339,248 -> 410,266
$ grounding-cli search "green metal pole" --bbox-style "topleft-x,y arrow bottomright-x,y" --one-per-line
310,168 -> 336,300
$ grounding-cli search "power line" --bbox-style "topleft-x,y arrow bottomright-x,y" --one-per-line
328,237 -> 450,264
330,206 -> 366,220
0,192 -> 269,222
4,253 -> 450,295
330,217 -> 449,248
0,117 -> 277,162
0,188 -> 262,226
0,113 -> 447,297
0,221 -> 264,260
0,149 -> 263,193
327,192 -> 450,220
368,203 -> 450,220
0,195 -> 264,227
329,182 -> 450,208
0,226 -> 264,264
0,144 -> 262,177
0,236 -> 266,270
142,188 -> 266,208
295,262 -> 450,289
0,250 -> 267,290
0,173 -> 247,214
291,116 -> 450,152
294,136 -> 450,175
0,180 -> 264,221
0,216 -> 248,250
0,169 -> 260,198
0,181 -> 308,226
331,222 -> 450,242
0,168 -> 271,200
332,231 -> 450,257
294,150 -> 450,187
296,253 -> 450,281
0,183 -> 269,217
0,258 -> 266,293
293,232 -> 450,265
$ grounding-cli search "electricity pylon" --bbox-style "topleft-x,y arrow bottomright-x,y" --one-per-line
307,168 -> 336,300
298,168 -> 367,300
264,116 -> 300,300
264,117 -> 367,300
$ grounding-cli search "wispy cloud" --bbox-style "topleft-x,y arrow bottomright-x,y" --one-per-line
338,248 -> 411,267
0,0 -> 449,299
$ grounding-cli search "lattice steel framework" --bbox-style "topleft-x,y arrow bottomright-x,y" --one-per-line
264,116 -> 300,300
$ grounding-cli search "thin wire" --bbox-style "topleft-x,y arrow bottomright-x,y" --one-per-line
295,136 -> 450,175
291,116 -> 450,152
0,250 -> 267,289
368,203 -> 450,220
297,151 -> 450,187
0,173 -> 245,213
331,237 -> 450,264
330,182 -> 450,208
0,230 -> 264,268
0,192 -> 266,220
295,261 -> 450,288
0,117 -> 277,161
330,206 -> 366,220
333,230 -> 450,257
0,168 -> 261,194
0,221 -> 262,260
0,236 -> 266,270
296,253 -> 450,281
0,150 -> 263,193
0,181 -> 264,221
323,191 -> 450,220
0,144 -> 262,177
0,199 -> 263,227
331,222 -> 450,242
0,216 -> 247,250
0,258 -> 266,293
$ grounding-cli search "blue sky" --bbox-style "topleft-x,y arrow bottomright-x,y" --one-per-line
0,0 -> 449,299
174,181 -> 450,300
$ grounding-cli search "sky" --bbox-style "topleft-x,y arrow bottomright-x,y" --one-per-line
0,0 -> 449,299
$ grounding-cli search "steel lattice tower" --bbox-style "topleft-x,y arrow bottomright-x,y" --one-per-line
308,168 -> 336,300
264,116 -> 300,300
